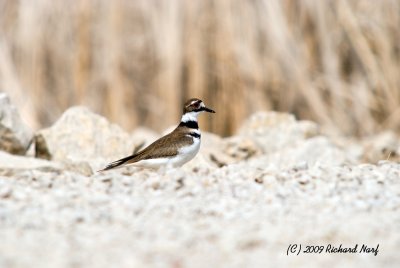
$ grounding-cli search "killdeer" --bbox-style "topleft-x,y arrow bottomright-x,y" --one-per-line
99,98 -> 215,171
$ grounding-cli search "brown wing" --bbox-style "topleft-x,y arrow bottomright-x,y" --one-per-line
126,129 -> 194,163
98,128 -> 193,171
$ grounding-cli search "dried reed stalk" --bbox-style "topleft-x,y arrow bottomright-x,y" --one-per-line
0,0 -> 399,136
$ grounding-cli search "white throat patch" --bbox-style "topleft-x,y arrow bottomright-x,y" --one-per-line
181,111 -> 200,123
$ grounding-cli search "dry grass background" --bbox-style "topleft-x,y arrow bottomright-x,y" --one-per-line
0,0 -> 399,137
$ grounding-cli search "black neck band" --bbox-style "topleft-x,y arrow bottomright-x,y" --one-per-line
189,132 -> 201,138
179,120 -> 198,129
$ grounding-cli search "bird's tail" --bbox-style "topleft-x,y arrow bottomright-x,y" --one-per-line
97,154 -> 137,172
97,143 -> 146,172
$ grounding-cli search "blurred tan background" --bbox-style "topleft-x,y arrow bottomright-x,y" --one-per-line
0,0 -> 399,137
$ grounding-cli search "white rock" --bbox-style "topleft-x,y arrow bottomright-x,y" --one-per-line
34,106 -> 134,168
0,150 -> 61,170
0,93 -> 33,155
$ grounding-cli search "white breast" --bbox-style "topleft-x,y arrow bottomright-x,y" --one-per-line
170,135 -> 201,167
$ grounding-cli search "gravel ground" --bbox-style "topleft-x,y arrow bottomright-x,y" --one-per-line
0,158 -> 399,268
1,104 -> 399,268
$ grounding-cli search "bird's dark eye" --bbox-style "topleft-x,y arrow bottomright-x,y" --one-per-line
190,101 -> 200,108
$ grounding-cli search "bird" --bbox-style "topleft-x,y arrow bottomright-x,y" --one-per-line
98,98 -> 215,172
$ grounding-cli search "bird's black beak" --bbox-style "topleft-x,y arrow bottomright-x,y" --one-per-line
202,106 -> 215,113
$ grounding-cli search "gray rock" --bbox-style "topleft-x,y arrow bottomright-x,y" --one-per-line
34,106 -> 134,169
0,93 -> 33,155
237,111 -> 319,153
242,136 -> 356,170
206,135 -> 262,167
222,136 -> 262,161
198,112 -> 321,168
